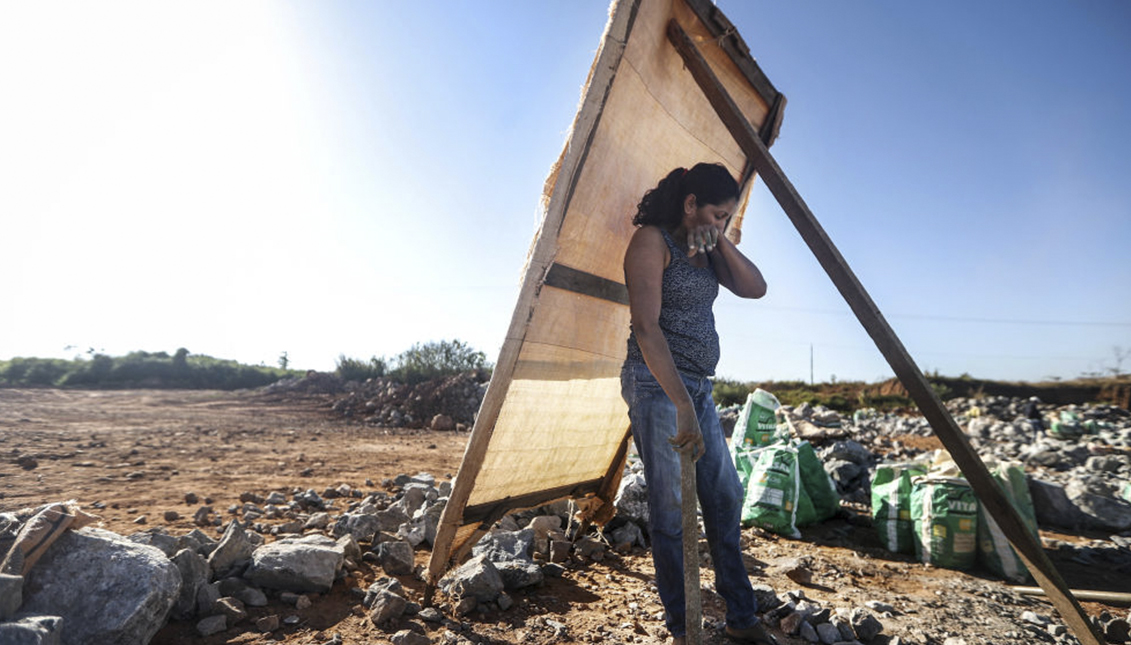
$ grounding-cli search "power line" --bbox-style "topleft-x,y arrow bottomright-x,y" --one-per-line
718,301 -> 1131,327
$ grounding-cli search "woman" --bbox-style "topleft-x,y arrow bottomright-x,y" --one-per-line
621,163 -> 775,645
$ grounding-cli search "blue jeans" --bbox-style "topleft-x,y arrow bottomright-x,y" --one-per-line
620,361 -> 759,637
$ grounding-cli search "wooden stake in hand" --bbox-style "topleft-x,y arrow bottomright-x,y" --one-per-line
681,450 -> 702,644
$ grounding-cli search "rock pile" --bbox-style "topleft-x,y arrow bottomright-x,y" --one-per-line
327,371 -> 490,430
774,396 -> 1131,534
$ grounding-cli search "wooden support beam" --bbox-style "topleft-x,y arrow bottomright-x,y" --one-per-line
681,451 -> 702,644
666,19 -> 1107,645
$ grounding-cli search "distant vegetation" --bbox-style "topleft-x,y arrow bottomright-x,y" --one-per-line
713,373 -> 1131,413
336,339 -> 491,386
0,349 -> 299,390
713,377 -> 911,412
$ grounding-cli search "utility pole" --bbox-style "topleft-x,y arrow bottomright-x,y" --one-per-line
809,344 -> 814,385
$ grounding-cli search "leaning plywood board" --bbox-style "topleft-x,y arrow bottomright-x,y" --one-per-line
426,0 -> 784,586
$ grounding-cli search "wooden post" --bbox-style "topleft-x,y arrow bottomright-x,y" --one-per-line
666,19 -> 1107,645
681,451 -> 702,645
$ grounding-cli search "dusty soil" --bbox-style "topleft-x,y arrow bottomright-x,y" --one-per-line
1,388 -> 1127,645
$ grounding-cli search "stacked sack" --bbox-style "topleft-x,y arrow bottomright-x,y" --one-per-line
870,452 -> 1039,583
728,390 -> 841,539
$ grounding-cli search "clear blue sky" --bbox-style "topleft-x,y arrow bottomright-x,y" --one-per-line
2,1 -> 1129,384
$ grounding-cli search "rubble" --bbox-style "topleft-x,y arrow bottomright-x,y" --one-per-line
324,371 -> 490,429
1,392 -> 1127,645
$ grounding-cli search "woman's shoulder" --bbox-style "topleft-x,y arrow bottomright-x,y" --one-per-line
625,225 -> 673,267
629,225 -> 672,247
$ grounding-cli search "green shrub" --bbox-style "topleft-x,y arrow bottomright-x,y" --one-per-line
388,339 -> 489,385
336,355 -> 387,382
1,351 -> 296,390
712,377 -> 751,407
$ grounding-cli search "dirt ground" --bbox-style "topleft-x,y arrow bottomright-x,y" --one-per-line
1,388 -> 1127,645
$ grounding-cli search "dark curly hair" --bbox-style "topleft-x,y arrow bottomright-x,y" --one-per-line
632,162 -> 739,228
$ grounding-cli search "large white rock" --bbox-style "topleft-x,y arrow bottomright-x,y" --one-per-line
243,535 -> 344,593
20,528 -> 181,645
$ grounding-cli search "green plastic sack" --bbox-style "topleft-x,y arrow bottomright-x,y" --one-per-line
1121,481 -> 1131,504
796,441 -> 839,524
911,476 -> 978,570
871,464 -> 925,554
733,389 -> 782,449
976,461 -> 1039,583
1047,410 -> 1096,438
738,444 -> 801,538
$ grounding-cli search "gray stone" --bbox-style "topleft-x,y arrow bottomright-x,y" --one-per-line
495,559 -> 544,590
440,554 -> 503,603
825,459 -> 863,492
196,581 -> 222,615
332,512 -> 382,543
192,506 -> 213,527
392,628 -> 432,645
850,608 -> 883,641
833,616 -> 856,641
0,573 -> 23,620
608,521 -> 645,549
171,548 -> 210,619
215,596 -> 248,624
497,591 -> 514,611
243,535 -> 344,593
207,521 -> 256,578
1028,479 -> 1089,529
821,440 -> 874,465
574,536 -> 606,560
236,586 -> 268,607
1104,617 -> 1130,643
369,590 -> 408,625
304,512 -> 332,529
526,515 -> 563,541
394,484 -> 431,518
419,498 -> 446,547
0,615 -> 64,645
751,584 -> 782,612
471,528 -> 535,562
614,472 -> 650,526
183,528 -> 216,552
863,600 -> 895,615
21,528 -> 181,645
126,530 -> 181,556
377,506 -> 411,533
195,614 -> 227,636
430,414 -> 455,431
336,534 -> 362,563
455,596 -> 477,616
817,622 -> 842,644
364,577 -> 404,607
799,621 -> 819,643
1065,479 -> 1131,532
256,614 -> 280,632
377,540 -> 415,576
418,606 -> 443,623
781,611 -> 804,635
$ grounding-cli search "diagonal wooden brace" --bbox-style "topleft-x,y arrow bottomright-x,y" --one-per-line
681,450 -> 703,645
666,18 -> 1107,645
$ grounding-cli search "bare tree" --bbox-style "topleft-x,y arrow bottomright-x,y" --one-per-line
1111,345 -> 1129,376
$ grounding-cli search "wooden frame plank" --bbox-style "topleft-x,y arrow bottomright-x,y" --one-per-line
682,0 -> 782,116
665,19 -> 1106,645
544,262 -> 630,305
